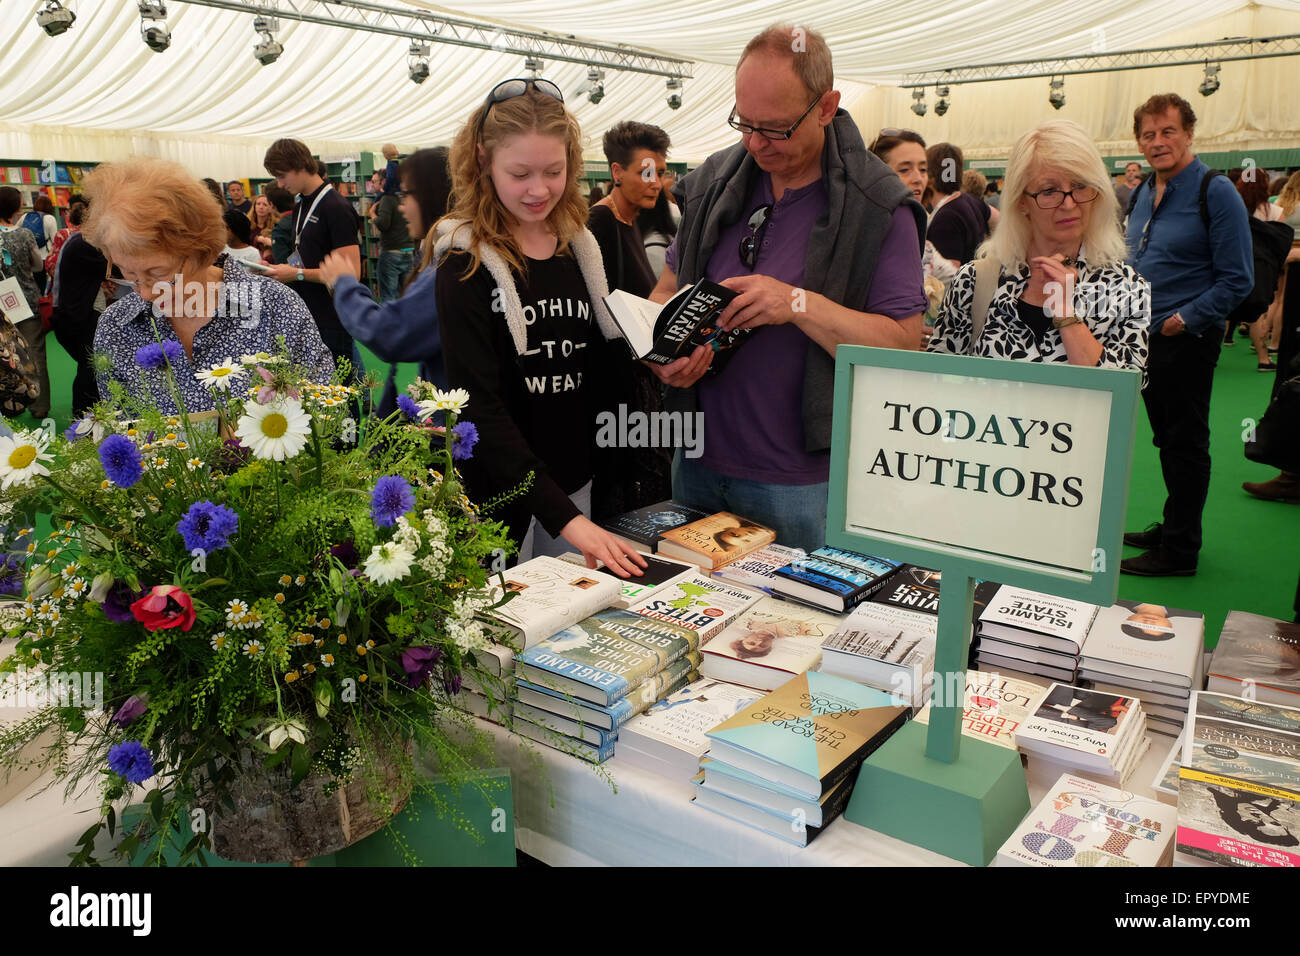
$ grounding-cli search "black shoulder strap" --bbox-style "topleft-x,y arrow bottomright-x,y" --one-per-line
1126,171 -> 1156,218
1198,169 -> 1224,228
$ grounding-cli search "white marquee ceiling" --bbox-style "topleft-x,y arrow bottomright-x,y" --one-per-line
0,0 -> 1297,176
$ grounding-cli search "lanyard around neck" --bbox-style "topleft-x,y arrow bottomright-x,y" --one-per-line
294,183 -> 333,248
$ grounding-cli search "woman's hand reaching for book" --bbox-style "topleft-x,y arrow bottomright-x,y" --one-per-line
646,344 -> 712,388
561,516 -> 647,578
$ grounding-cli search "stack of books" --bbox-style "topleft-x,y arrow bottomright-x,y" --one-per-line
512,609 -> 703,763
996,772 -> 1177,867
654,511 -> 776,571
869,565 -> 942,616
1077,600 -> 1206,737
577,552 -> 698,608
626,572 -> 764,645
453,642 -> 515,726
818,601 -> 936,709
617,678 -> 764,780
770,546 -> 901,613
691,672 -> 910,847
700,595 -> 845,691
913,669 -> 1046,751
1017,683 -> 1149,789
710,543 -> 807,594
599,500 -> 710,555
1174,691 -> 1300,867
972,585 -> 1098,683
1206,610 -> 1300,707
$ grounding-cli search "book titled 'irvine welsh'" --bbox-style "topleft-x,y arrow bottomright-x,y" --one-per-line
703,670 -> 909,800
870,565 -> 943,615
996,773 -> 1177,867
771,547 -> 902,613
656,512 -> 776,571
516,609 -> 700,706
603,279 -> 741,365
599,500 -> 711,554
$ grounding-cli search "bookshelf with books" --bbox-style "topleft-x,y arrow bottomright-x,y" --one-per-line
321,152 -> 380,297
0,159 -> 99,223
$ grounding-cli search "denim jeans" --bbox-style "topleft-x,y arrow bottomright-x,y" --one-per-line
672,452 -> 828,553
377,250 -> 414,303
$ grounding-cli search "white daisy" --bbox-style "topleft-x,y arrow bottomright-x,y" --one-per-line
210,631 -> 229,652
0,432 -> 52,490
363,541 -> 416,585
196,359 -> 246,391
186,457 -> 203,471
242,639 -> 264,658
416,387 -> 470,419
235,398 -> 312,462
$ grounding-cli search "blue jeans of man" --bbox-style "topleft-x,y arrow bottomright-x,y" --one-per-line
672,452 -> 828,553
378,250 -> 414,303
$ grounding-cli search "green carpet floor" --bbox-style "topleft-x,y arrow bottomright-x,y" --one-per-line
28,330 -> 1298,647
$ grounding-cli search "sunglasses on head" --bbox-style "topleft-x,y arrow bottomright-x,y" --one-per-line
475,77 -> 565,141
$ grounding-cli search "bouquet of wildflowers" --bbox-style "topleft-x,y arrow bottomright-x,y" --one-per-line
0,347 -> 518,865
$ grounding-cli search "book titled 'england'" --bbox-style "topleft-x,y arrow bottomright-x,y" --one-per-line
516,609 -> 700,706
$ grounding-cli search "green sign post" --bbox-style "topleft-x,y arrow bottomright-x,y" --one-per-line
829,347 -> 1140,865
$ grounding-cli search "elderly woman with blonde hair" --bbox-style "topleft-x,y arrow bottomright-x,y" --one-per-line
927,119 -> 1150,372
82,158 -> 333,413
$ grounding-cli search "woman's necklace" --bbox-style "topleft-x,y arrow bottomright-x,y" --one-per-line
604,195 -> 636,227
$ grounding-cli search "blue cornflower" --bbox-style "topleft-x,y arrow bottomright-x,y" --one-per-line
451,421 -> 479,461
162,341 -> 183,364
176,500 -> 239,552
396,394 -> 420,419
135,343 -> 165,369
98,434 -> 143,488
107,741 -> 155,784
370,475 -> 415,528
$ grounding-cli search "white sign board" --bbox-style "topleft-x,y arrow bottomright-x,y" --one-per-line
844,365 -> 1113,574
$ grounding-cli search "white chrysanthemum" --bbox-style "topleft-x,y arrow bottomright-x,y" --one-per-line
196,358 -> 246,391
235,398 -> 312,461
363,541 -> 416,585
0,432 -> 51,490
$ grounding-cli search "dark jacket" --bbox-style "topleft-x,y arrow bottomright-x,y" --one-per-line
668,109 -> 925,453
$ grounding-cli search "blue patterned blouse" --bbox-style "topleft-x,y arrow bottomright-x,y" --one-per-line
93,255 -> 335,413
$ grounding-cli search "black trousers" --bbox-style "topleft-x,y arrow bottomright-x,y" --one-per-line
52,315 -> 99,418
1141,328 -> 1222,565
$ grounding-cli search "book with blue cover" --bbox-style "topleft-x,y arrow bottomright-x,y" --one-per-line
703,670 -> 910,799
516,609 -> 700,706
513,655 -> 699,731
771,548 -> 902,612
600,500 -> 711,554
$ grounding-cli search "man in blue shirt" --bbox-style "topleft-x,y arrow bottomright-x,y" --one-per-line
1122,93 -> 1253,576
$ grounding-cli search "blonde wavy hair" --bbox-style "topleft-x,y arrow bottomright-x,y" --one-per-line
440,87 -> 588,279
81,157 -> 226,271
980,119 -> 1128,270
1277,170 -> 1300,220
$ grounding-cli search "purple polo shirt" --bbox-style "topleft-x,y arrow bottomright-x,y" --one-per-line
666,173 -> 925,484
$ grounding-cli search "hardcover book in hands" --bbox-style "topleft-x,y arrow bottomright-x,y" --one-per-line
603,279 -> 740,365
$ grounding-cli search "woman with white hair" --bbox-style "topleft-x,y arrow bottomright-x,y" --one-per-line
927,119 -> 1149,372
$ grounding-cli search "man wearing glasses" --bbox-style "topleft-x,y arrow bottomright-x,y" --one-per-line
1121,93 -> 1252,577
646,25 -> 927,551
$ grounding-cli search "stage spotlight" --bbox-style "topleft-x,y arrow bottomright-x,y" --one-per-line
666,77 -> 683,110
139,2 -> 170,53
934,84 -> 950,116
524,55 -> 544,76
910,88 -> 927,117
1049,76 -> 1065,110
1199,63 -> 1221,96
254,32 -> 283,66
36,1 -> 76,37
408,39 -> 430,84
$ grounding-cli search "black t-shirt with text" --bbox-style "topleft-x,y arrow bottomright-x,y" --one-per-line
294,183 -> 361,333
436,248 -> 610,542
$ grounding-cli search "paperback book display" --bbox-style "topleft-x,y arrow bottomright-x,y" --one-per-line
1077,600 -> 1205,737
770,547 -> 901,613
561,551 -> 696,607
972,585 -> 1099,683
619,678 -> 764,779
700,596 -> 844,691
656,512 -> 776,571
819,601 -> 936,708
483,555 -> 621,649
627,574 -> 764,645
996,772 -> 1177,867
1206,610 -> 1300,707
1175,691 -> 1300,867
710,543 -> 806,594
870,565 -> 942,616
599,500 -> 710,555
692,671 -> 909,846
914,670 -> 1046,750
1017,683 -> 1149,788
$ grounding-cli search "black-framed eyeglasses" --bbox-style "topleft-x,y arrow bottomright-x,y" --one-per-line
727,95 -> 822,141
1025,185 -> 1100,209
475,77 -> 565,141
739,203 -> 772,270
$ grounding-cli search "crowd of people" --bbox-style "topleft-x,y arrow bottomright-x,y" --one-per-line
2,24 -> 1294,609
